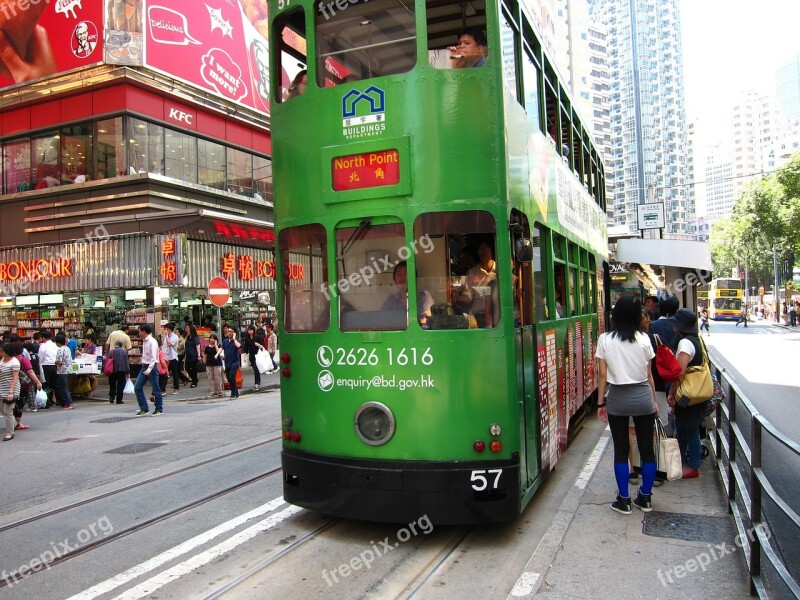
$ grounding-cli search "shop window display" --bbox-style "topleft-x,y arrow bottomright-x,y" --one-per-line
97,117 -> 125,179
0,115 -> 272,200
198,138 -> 225,190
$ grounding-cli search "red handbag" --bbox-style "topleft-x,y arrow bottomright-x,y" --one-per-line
103,356 -> 114,376
654,335 -> 681,383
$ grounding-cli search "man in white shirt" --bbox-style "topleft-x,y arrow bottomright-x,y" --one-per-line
161,322 -> 181,395
133,324 -> 163,416
37,331 -> 58,391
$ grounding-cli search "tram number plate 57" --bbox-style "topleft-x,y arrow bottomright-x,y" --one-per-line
470,469 -> 502,491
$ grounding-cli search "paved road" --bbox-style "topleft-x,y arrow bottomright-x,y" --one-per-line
703,319 -> 800,591
704,319 -> 800,445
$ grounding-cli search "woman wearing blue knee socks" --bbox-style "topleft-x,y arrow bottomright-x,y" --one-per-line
596,296 -> 659,514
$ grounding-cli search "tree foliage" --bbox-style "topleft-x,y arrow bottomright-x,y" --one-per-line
710,151 -> 800,291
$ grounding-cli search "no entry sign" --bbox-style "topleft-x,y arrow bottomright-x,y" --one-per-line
208,277 -> 230,307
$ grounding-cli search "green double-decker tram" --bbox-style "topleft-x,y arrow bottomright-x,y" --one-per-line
269,0 -> 608,523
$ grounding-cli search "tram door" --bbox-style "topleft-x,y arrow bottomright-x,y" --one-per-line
512,212 -> 539,491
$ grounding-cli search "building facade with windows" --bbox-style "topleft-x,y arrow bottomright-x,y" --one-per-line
0,1 -> 279,342
587,0 -> 693,237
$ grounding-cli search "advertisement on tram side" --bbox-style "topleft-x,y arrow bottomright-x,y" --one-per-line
0,0 -> 104,90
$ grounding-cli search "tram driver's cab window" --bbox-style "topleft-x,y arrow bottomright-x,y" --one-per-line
427,0 -> 487,69
336,221 -> 408,331
316,0 -> 416,86
413,211 -> 498,330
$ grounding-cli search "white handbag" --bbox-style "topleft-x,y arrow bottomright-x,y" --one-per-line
656,419 -> 683,481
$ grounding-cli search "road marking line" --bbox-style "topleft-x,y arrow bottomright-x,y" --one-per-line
574,432 -> 610,490
510,572 -> 540,597
111,505 -> 303,600
507,431 -> 610,599
66,496 -> 287,600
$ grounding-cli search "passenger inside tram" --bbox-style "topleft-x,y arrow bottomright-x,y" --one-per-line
447,29 -> 488,68
380,261 -> 435,327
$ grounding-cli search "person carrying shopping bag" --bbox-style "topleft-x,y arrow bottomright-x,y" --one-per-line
596,296 -> 659,515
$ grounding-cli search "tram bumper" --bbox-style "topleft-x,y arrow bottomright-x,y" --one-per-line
282,448 -> 520,525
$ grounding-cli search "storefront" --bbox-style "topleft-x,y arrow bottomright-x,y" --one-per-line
0,233 -> 284,368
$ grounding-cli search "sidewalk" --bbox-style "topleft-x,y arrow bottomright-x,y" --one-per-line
514,428 -> 751,599
60,365 -> 280,407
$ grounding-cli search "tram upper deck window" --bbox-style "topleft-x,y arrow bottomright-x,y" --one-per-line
427,0 -> 487,69
279,225 -> 330,332
316,0 -> 415,86
273,8 -> 307,103
336,221 -> 408,331
413,211 -> 498,330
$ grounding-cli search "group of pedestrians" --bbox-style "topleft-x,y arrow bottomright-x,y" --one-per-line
0,319 -> 279,435
119,321 -> 278,416
596,295 -> 704,515
0,330 -> 78,442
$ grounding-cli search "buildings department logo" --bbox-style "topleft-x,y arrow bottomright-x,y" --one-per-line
341,86 -> 387,140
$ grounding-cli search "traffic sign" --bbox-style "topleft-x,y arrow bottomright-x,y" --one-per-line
208,277 -> 230,307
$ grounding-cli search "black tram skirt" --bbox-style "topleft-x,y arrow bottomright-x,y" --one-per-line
282,448 -> 521,525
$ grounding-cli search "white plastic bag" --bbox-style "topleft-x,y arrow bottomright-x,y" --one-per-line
123,378 -> 135,395
35,389 -> 48,408
255,349 -> 271,374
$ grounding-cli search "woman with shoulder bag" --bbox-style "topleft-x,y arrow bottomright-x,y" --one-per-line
667,308 -> 705,479
595,296 -> 659,515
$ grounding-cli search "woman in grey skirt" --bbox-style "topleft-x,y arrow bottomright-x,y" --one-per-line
595,296 -> 659,515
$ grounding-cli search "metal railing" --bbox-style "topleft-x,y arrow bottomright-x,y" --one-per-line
708,357 -> 800,598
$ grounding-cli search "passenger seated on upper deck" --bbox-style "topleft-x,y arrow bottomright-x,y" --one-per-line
380,261 -> 435,327
447,29 -> 487,69
287,70 -> 307,99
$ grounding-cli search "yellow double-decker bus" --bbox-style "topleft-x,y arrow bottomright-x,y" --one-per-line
708,278 -> 742,320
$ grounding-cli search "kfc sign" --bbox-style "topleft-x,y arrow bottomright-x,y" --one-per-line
166,106 -> 196,129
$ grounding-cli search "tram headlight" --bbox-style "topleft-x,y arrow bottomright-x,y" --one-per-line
489,424 -> 502,436
354,402 -> 395,446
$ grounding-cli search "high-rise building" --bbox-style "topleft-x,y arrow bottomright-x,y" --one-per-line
731,91 -> 782,197
703,145 -> 736,221
776,53 -> 800,127
585,21 -> 613,219
587,0 -> 693,238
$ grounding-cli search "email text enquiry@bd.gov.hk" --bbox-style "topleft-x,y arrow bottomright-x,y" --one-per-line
318,373 -> 435,392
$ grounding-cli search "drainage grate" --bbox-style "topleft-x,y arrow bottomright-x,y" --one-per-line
53,438 -> 82,443
643,511 -> 733,543
105,443 -> 167,455
92,417 -> 139,423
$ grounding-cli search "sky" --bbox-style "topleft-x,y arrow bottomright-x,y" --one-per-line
680,0 -> 800,136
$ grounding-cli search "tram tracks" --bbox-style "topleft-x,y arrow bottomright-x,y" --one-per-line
398,526 -> 476,599
0,437 -> 284,590
0,435 -> 282,534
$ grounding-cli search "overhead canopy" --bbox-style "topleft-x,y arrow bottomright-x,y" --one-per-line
616,239 -> 712,271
